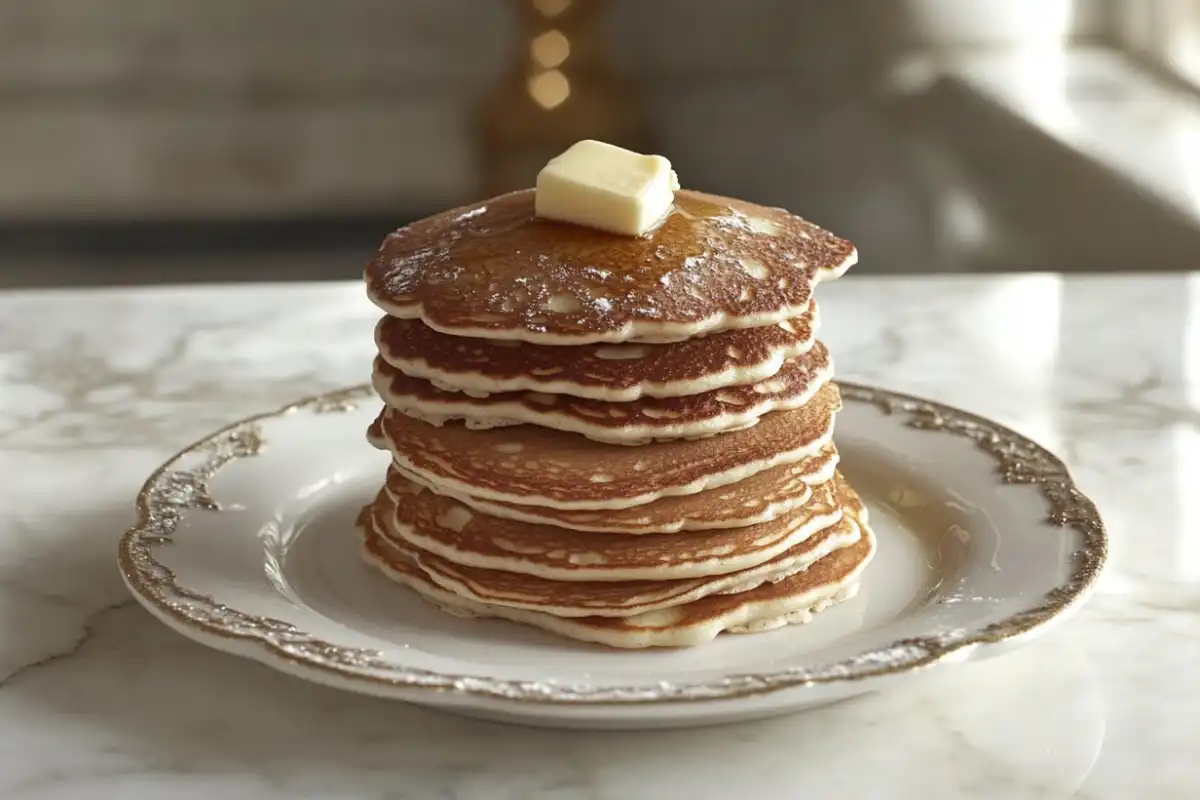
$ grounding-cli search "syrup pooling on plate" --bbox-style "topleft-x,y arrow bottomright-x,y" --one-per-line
365,190 -> 856,344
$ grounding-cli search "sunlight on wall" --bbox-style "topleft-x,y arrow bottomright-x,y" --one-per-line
1174,274 -> 1200,581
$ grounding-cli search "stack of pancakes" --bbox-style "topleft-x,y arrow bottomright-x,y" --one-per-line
358,188 -> 875,649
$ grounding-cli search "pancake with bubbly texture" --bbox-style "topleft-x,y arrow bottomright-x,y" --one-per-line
389,443 -> 838,534
370,342 -> 832,445
358,491 -> 876,649
364,189 -> 856,344
374,472 -> 841,581
374,309 -> 818,401
359,498 -> 859,618
367,382 -> 841,509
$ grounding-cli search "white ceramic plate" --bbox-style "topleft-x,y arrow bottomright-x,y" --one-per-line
119,383 -> 1106,730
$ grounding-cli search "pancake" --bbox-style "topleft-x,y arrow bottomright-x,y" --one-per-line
367,382 -> 842,510
370,342 -> 832,445
391,444 -> 839,534
364,189 -> 856,344
359,499 -> 859,618
374,472 -> 841,581
373,308 -> 818,402
358,497 -> 876,649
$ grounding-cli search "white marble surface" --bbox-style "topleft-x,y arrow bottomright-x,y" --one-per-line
0,273 -> 1194,799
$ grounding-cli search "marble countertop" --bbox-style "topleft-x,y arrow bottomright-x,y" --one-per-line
0,273 -> 1194,799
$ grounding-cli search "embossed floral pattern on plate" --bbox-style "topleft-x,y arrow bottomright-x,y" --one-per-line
118,383 -> 1106,709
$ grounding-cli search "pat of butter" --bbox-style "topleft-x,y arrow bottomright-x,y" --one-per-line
535,140 -> 680,236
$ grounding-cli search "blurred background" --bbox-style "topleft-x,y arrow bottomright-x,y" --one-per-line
1,0 -> 1199,287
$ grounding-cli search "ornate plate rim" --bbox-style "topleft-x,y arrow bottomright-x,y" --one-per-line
117,382 -> 1107,706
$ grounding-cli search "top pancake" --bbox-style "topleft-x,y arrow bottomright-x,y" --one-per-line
364,189 -> 856,344
374,307 -> 818,401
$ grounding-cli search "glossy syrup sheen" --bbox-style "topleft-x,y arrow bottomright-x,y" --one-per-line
364,189 -> 856,339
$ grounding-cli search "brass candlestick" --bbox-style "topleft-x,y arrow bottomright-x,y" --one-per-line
476,0 -> 651,197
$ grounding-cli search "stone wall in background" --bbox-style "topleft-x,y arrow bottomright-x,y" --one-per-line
0,0 -> 1112,219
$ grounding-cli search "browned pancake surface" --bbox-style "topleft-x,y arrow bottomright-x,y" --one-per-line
376,473 -> 840,577
365,189 -> 856,341
374,310 -> 816,400
396,444 -> 838,533
367,382 -> 842,507
362,493 -> 857,615
357,477 -> 874,637
371,342 -> 831,440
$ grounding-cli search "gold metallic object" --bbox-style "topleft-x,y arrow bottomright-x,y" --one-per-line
476,0 -> 651,197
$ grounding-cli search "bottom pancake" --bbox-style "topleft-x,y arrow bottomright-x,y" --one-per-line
357,492 -> 876,649
361,492 -> 859,617
375,472 -> 844,583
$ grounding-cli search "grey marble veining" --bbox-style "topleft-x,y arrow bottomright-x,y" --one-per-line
0,274 -> 1195,799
